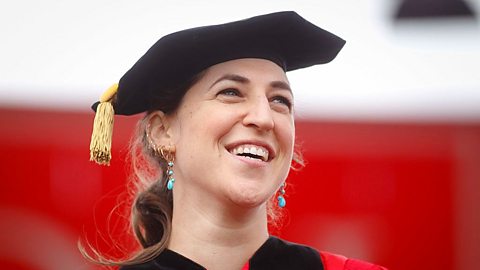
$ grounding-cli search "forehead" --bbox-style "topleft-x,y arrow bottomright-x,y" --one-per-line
202,58 -> 289,83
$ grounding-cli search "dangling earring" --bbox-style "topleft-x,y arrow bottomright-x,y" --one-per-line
160,146 -> 175,191
277,182 -> 286,208
166,160 -> 175,191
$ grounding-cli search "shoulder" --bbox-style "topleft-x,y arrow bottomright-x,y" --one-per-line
272,237 -> 323,264
252,237 -> 388,270
320,251 -> 388,270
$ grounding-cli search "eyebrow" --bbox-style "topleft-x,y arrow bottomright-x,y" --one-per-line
210,74 -> 249,88
209,73 -> 292,94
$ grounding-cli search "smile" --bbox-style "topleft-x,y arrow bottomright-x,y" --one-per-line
229,144 -> 270,162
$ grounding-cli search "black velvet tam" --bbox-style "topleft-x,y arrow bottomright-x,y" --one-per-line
92,11 -> 345,116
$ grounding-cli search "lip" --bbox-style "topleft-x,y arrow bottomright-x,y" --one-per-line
225,140 -> 276,162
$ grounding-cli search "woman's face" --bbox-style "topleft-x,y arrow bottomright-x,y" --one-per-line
165,58 -> 295,209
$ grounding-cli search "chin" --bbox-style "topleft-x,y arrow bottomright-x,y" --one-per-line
226,184 -> 271,208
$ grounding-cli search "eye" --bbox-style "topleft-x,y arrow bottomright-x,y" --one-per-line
271,96 -> 293,110
217,88 -> 241,97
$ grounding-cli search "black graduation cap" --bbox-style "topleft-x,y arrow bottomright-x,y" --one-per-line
90,11 -> 345,165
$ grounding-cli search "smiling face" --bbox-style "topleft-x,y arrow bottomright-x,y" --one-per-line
159,58 -> 295,210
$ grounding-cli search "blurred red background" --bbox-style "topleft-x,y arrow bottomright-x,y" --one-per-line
1,107 -> 479,270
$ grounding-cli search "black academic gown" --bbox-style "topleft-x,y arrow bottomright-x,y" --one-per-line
120,236 -> 387,270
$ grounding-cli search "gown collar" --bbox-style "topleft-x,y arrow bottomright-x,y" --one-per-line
154,236 -> 280,269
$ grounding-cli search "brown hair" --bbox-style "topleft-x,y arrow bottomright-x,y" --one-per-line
80,70 -> 304,267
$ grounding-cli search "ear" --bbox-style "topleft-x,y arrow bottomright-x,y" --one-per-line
146,111 -> 176,152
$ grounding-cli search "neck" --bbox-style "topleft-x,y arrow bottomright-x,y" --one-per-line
168,188 -> 269,270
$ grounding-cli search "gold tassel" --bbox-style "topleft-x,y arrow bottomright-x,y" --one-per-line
89,83 -> 118,165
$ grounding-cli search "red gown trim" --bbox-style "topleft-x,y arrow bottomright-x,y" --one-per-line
321,251 -> 388,270
321,252 -> 347,269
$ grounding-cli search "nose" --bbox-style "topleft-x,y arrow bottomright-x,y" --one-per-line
242,95 -> 274,131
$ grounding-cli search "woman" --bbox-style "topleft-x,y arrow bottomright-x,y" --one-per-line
86,11 -> 387,270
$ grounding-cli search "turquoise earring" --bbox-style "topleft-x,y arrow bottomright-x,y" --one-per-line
277,182 -> 286,208
166,160 -> 175,190
153,144 -> 176,191
159,146 -> 175,191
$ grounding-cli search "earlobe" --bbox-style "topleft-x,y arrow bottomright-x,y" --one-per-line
146,111 -> 175,149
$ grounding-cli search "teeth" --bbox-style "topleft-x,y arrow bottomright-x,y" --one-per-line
229,144 -> 269,162
233,147 -> 243,155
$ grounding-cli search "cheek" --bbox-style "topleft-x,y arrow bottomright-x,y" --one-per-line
276,116 -> 295,155
190,105 -> 239,138
173,105 -> 234,159
278,124 -> 295,186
